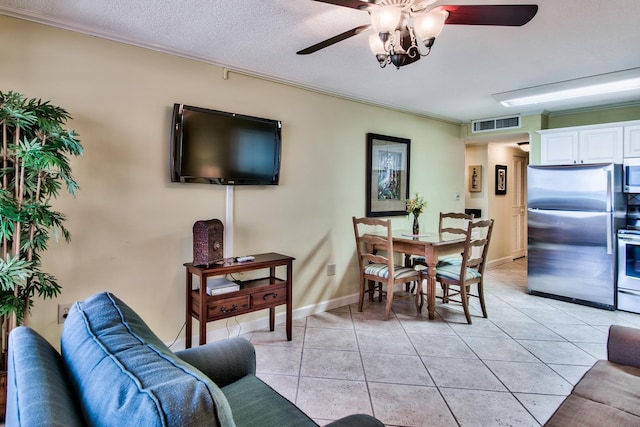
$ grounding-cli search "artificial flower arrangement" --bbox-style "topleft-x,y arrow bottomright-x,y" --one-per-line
406,193 -> 427,234
406,192 -> 427,217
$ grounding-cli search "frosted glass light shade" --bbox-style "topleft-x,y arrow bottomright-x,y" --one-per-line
371,6 -> 402,34
413,10 -> 446,41
368,33 -> 386,54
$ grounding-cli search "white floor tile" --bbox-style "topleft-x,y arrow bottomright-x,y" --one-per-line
251,258 -> 640,426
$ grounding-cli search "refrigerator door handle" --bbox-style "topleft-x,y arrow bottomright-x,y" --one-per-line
606,168 -> 612,212
607,214 -> 613,255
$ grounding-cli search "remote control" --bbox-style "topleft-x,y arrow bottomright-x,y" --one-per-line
236,256 -> 255,263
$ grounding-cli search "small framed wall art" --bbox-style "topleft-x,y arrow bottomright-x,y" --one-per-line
469,165 -> 482,192
495,164 -> 507,195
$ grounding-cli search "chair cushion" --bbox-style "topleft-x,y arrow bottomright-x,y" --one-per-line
437,255 -> 463,266
436,264 -> 481,281
364,263 -> 419,279
61,292 -> 235,427
413,255 -> 462,267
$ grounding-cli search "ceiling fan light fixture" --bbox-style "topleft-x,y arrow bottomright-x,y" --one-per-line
370,5 -> 402,34
297,3 -> 539,71
368,33 -> 386,55
390,53 -> 407,69
413,10 -> 447,41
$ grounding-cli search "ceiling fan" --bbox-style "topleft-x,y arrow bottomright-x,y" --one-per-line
297,0 -> 538,69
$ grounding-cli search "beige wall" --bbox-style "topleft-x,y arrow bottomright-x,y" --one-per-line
464,145 -> 488,217
1,15 -> 465,346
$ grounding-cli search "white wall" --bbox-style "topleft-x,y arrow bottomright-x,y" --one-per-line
1,15 -> 465,347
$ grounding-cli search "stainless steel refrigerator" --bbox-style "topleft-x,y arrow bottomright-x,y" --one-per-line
527,163 -> 626,309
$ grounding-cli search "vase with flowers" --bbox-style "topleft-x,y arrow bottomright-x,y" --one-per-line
406,192 -> 427,235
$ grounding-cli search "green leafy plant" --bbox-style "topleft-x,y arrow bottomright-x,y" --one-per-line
0,90 -> 83,368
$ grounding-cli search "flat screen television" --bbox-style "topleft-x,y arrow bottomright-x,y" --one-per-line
170,103 -> 282,185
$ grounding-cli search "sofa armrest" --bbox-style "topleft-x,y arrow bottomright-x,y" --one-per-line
607,325 -> 640,368
325,414 -> 385,427
175,337 -> 256,387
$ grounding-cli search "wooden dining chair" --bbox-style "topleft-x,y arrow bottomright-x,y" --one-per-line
352,216 -> 421,320
434,218 -> 494,324
413,212 -> 474,268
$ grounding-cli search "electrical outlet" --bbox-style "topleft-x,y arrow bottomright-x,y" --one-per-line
58,303 -> 72,324
455,192 -> 460,201
327,264 -> 336,276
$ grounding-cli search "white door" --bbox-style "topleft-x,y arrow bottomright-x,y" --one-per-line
511,154 -> 528,259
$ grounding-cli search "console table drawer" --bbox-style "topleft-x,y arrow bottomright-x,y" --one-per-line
207,296 -> 250,318
252,284 -> 287,308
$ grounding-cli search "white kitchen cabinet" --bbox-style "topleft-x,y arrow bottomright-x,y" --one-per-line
540,132 -> 579,165
579,127 -> 623,164
624,125 -> 640,158
540,126 -> 622,165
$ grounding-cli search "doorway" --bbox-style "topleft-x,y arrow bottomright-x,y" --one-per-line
465,139 -> 529,264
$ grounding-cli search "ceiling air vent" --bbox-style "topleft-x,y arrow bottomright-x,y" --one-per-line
471,115 -> 521,133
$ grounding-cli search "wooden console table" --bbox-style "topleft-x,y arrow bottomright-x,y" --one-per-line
184,252 -> 294,348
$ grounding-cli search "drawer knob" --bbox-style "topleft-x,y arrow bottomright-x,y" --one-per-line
263,292 -> 278,300
220,304 -> 238,314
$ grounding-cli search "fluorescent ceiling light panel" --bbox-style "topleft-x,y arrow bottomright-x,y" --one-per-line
493,68 -> 640,107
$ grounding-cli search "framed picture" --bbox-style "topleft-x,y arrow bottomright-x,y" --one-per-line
469,165 -> 482,192
366,133 -> 410,217
495,164 -> 507,195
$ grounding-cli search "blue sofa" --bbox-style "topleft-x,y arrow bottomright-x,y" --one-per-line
6,292 -> 383,426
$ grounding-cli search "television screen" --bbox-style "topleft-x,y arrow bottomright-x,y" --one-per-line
170,104 -> 281,185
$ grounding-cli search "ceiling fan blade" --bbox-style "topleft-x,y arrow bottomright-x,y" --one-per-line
310,0 -> 373,10
439,5 -> 538,26
297,24 -> 371,55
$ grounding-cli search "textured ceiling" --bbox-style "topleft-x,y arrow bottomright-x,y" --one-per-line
1,0 -> 640,124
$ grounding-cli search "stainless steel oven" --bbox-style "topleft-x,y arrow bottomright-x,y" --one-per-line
617,229 -> 640,313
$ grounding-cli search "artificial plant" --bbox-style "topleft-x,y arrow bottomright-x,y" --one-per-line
0,90 -> 83,368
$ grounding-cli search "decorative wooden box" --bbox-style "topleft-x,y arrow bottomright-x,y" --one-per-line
192,219 -> 224,266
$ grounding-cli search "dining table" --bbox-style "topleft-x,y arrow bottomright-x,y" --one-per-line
391,230 -> 467,320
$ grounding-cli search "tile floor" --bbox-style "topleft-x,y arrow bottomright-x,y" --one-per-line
242,258 -> 640,426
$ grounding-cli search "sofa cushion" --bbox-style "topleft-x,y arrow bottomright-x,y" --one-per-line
61,292 -> 235,427
221,375 -> 316,427
6,326 -> 85,427
546,393 -> 640,426
572,359 -> 640,418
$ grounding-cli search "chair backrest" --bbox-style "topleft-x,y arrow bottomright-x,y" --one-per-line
439,212 -> 474,237
352,216 -> 394,275
461,218 -> 494,275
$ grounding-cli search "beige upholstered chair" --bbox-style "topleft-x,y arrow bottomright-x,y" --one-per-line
434,218 -> 494,324
352,216 -> 421,320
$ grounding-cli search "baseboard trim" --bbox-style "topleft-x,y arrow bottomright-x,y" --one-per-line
168,292 -> 360,351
